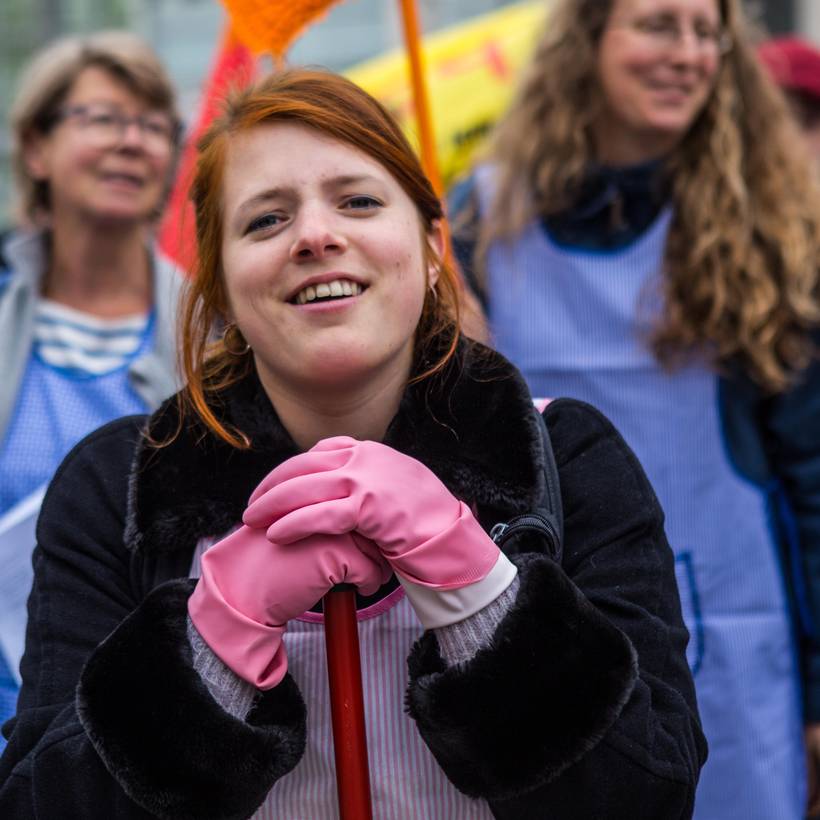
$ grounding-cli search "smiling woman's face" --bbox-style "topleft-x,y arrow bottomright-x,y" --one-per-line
219,122 -> 440,398
24,65 -> 174,226
594,0 -> 723,163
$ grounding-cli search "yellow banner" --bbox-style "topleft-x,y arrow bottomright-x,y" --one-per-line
346,1 -> 549,187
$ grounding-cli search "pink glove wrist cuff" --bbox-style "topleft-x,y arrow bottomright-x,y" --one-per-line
398,552 -> 518,629
390,502 -> 500,589
188,573 -> 288,691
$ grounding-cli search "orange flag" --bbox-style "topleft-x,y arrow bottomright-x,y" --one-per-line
220,0 -> 344,57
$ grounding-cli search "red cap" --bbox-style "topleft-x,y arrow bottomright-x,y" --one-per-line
758,37 -> 820,101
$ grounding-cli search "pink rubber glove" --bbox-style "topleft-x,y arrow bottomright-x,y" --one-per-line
243,437 -> 517,628
188,524 -> 390,689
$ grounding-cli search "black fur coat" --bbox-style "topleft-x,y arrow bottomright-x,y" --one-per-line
0,342 -> 705,819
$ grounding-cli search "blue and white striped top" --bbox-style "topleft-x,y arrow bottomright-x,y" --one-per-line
33,299 -> 148,376
0,299 -> 153,514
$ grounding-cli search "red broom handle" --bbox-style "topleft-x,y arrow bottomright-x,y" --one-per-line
324,586 -> 373,819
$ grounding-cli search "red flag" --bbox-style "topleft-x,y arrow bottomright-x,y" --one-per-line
157,27 -> 257,272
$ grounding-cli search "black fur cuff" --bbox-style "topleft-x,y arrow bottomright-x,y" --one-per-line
406,553 -> 638,802
77,579 -> 306,820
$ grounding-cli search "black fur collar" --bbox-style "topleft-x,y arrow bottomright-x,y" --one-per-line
125,340 -> 546,556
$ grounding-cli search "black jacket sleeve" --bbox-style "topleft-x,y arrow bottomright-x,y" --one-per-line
0,418 -> 306,820
405,399 -> 707,819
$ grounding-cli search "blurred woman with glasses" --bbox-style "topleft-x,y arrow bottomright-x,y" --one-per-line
0,31 -> 183,515
0,31 -> 182,749
450,0 -> 820,818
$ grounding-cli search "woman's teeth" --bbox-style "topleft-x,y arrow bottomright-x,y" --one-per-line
294,279 -> 363,304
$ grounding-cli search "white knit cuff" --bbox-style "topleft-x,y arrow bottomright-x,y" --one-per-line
434,574 -> 521,666
187,617 -> 258,720
398,552 -> 518,629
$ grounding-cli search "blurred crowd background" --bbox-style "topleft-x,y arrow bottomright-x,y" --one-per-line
0,0 -> 515,219
0,0 -> 807,222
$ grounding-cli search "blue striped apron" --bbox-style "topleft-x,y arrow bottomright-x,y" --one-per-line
476,166 -> 805,819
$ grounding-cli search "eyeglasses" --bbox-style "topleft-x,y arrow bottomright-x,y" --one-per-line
52,104 -> 177,153
612,13 -> 732,56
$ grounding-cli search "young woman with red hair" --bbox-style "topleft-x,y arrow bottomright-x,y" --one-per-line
0,69 -> 704,819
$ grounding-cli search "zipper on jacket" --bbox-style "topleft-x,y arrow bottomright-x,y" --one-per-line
490,512 -> 561,559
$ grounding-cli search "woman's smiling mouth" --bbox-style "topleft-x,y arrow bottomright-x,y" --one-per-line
291,278 -> 365,305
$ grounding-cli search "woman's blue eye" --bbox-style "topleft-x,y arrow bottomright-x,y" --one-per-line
247,213 -> 284,233
344,196 -> 381,210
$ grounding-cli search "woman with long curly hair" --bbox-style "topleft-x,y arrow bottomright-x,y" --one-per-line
0,68 -> 705,818
451,0 -> 820,818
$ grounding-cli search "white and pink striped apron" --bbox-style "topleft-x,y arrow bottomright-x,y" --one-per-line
192,538 -> 494,819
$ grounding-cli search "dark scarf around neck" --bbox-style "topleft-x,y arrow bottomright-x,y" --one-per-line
125,339 -> 548,558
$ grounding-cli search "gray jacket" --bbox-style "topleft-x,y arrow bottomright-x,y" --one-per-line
0,230 -> 183,444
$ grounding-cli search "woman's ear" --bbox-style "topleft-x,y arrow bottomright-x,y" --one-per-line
21,131 -> 51,181
427,220 -> 446,287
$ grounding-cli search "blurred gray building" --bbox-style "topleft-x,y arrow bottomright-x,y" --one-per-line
0,0 -> 811,222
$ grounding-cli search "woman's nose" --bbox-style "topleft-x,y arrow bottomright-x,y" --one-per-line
668,29 -> 707,66
116,121 -> 150,153
290,207 -> 347,261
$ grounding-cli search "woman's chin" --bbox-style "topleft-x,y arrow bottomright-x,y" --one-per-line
271,350 -> 410,396
306,360 -> 368,387
253,330 -> 415,397
81,202 -> 157,228
642,112 -> 700,144
303,355 -> 389,389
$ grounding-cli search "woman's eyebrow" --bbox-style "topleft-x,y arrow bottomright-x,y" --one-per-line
233,188 -> 289,224
325,173 -> 381,188
235,174 -> 386,217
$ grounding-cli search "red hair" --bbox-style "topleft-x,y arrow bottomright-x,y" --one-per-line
178,68 -> 461,448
